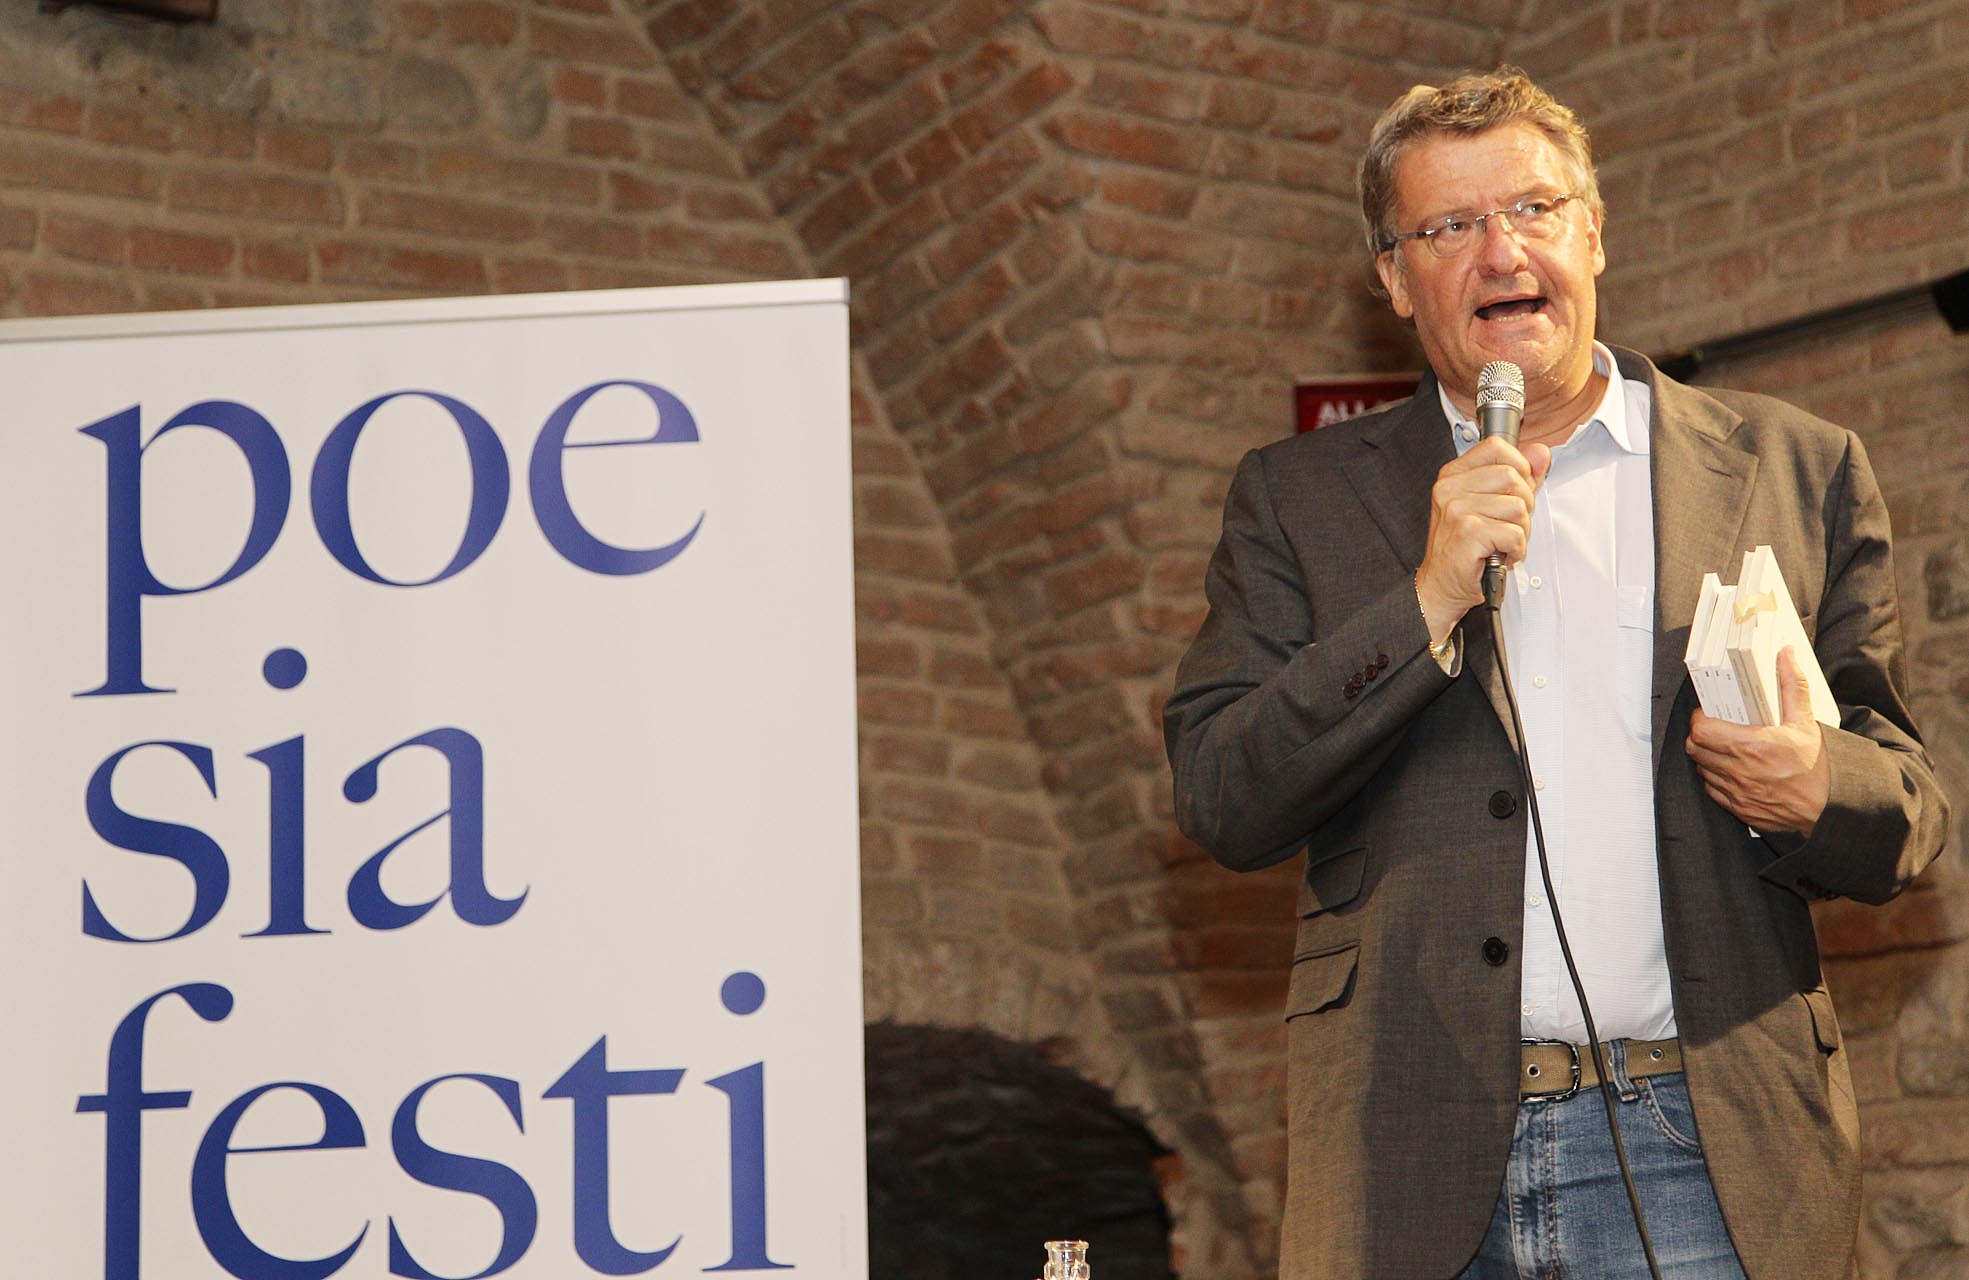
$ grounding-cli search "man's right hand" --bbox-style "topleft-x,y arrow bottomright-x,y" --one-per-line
1415,436 -> 1552,642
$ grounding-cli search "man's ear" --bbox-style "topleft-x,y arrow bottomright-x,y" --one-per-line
1587,206 -> 1606,277
1375,250 -> 1413,318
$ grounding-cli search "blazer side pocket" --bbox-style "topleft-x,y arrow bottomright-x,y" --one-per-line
1801,983 -> 1842,1054
1298,846 -> 1367,918
1286,943 -> 1359,1021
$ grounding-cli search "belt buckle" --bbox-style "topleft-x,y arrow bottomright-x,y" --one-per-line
1520,1038 -> 1581,1102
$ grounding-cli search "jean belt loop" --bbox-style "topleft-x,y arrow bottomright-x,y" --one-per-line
1607,1038 -> 1640,1101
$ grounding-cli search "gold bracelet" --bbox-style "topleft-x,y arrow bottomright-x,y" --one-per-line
1416,572 -> 1454,662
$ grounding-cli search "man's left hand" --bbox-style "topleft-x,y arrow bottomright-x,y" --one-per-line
1685,646 -> 1831,836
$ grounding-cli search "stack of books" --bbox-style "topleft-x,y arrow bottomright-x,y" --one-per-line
1683,545 -> 1838,727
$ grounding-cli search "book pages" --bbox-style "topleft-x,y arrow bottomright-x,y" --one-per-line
1683,545 -> 1837,727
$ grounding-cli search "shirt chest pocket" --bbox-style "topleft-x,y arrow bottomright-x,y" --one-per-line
1615,584 -> 1654,740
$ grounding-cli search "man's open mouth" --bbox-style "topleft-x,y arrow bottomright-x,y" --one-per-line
1475,296 -> 1547,320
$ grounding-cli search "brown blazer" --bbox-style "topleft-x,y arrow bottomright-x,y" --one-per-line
1163,348 -> 1949,1279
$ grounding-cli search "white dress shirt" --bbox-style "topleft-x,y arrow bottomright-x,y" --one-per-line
1440,344 -> 1675,1044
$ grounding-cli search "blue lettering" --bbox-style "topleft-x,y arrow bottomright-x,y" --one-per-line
79,402 -> 290,698
702,1065 -> 787,1274
76,982 -> 236,1280
83,741 -> 228,943
311,392 -> 509,587
76,976 -> 778,1275
344,728 -> 524,930
543,1038 -> 684,1275
191,1082 -> 368,1280
389,1075 -> 538,1279
244,735 -> 327,938
529,381 -> 703,576
705,974 -> 786,1272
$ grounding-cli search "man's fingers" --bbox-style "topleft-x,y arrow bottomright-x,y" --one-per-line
1436,462 -> 1538,503
1453,435 -> 1535,476
1441,491 -> 1534,526
1696,767 -> 1757,819
1777,646 -> 1812,727
1438,444 -> 1537,500
1701,777 -> 1738,813
1687,712 -> 1749,756
1523,442 -> 1553,486
1685,738 -> 1747,775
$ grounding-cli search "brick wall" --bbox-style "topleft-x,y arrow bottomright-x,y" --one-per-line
0,1 -> 805,308
4,0 -> 1967,1275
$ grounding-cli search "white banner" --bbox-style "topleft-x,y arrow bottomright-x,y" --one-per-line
0,281 -> 866,1279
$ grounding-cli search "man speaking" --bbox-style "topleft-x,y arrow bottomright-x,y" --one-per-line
1163,68 -> 1949,1279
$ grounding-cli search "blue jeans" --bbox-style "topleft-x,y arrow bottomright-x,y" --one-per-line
1457,1041 -> 1749,1279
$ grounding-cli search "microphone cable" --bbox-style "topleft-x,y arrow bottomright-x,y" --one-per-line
1486,594 -> 1665,1280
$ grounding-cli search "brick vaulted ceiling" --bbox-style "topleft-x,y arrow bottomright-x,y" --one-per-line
629,0 -> 1516,1265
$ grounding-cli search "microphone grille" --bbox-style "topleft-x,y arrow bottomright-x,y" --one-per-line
1477,360 -> 1524,411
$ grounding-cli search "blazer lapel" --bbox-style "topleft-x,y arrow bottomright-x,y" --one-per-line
1341,376 -> 1450,572
1615,349 -> 1758,771
1340,377 -> 1522,754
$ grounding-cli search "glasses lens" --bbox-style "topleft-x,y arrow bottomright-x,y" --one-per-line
1513,196 -> 1562,236
1426,217 -> 1475,258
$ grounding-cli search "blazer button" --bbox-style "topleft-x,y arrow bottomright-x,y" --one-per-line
1482,937 -> 1509,966
1343,685 -> 1359,700
1375,654 -> 1389,669
1488,790 -> 1515,819
1364,666 -> 1379,681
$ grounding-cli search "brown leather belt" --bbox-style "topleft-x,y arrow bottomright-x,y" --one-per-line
1520,1037 -> 1681,1101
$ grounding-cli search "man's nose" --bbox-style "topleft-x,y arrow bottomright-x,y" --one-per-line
1477,213 -> 1531,273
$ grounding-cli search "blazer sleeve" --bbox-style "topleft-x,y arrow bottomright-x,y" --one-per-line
1758,431 -> 1950,905
1162,447 -> 1456,872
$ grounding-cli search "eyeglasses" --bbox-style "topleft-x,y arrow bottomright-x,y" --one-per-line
1379,193 -> 1579,259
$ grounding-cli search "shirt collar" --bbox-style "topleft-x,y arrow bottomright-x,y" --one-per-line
1441,343 -> 1647,456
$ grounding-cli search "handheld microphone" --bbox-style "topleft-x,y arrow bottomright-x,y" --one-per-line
1476,360 -> 1525,609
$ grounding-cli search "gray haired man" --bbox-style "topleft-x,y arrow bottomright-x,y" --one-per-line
1165,68 -> 1947,1278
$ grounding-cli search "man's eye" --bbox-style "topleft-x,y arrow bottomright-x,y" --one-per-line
1519,199 -> 1552,216
1439,217 -> 1472,235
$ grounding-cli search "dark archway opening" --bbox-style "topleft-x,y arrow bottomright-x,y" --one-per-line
865,1023 -> 1176,1280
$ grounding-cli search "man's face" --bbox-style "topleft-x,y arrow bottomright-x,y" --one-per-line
1374,122 -> 1605,406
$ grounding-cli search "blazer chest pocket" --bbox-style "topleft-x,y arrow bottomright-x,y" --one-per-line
1298,845 -> 1367,918
1286,943 -> 1359,1020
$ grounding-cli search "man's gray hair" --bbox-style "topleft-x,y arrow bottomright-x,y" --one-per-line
1358,67 -> 1603,262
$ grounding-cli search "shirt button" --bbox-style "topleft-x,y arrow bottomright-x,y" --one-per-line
1522,1003 -> 1535,1016
1528,895 -> 1543,910
1533,675 -> 1548,689
1530,575 -> 1543,589
1533,776 -> 1547,791
1459,424 -> 1478,442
